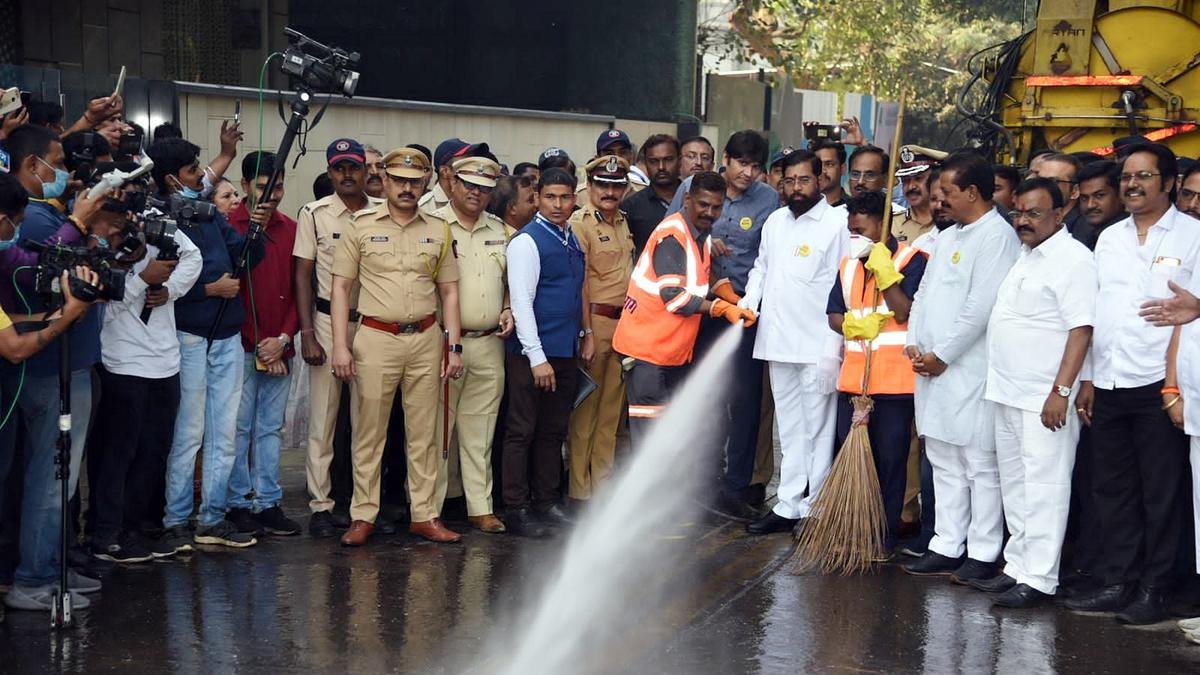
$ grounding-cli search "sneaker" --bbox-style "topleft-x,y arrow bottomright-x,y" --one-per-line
4,584 -> 91,611
138,533 -> 178,559
309,511 -> 338,538
255,506 -> 301,536
163,525 -> 195,554
227,508 -> 266,536
67,570 -> 102,594
90,535 -> 154,564
194,520 -> 257,548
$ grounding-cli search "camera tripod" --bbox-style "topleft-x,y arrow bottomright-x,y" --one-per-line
49,292 -> 74,628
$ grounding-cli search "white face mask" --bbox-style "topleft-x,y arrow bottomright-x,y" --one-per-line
848,233 -> 875,259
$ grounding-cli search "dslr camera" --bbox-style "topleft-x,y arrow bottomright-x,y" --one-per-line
24,240 -> 126,302
280,28 -> 361,97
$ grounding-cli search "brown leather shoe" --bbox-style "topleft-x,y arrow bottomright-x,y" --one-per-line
409,518 -> 462,543
467,514 -> 506,534
340,520 -> 374,546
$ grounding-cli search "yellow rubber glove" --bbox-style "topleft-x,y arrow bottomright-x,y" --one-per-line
864,242 -> 904,291
842,311 -> 894,341
710,277 -> 742,304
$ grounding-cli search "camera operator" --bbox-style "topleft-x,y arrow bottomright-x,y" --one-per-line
87,184 -> 203,563
2,126 -> 116,612
147,138 -> 265,551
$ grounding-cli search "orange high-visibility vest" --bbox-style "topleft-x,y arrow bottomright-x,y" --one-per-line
613,212 -> 712,367
837,244 -> 924,395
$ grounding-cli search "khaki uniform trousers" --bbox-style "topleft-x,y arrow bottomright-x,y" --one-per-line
350,324 -> 442,523
305,312 -> 357,513
567,314 -> 623,500
434,334 -> 505,516
902,424 -> 922,523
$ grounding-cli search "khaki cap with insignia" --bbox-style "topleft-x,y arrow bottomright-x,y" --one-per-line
895,145 -> 949,178
383,147 -> 430,179
452,156 -> 501,188
584,154 -> 630,184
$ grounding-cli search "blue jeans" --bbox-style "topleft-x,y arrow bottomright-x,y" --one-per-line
229,353 -> 293,511
14,369 -> 92,588
163,334 -> 244,529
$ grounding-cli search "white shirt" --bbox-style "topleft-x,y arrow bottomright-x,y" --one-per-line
1088,206 -> 1200,390
505,214 -> 579,368
101,234 -> 202,377
911,227 -> 942,257
909,207 -> 1020,443
743,199 -> 848,364
985,227 -> 1097,412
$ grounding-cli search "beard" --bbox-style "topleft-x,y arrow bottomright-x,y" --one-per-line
787,192 -> 821,216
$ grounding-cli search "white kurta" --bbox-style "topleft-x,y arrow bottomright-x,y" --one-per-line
909,207 -> 1021,444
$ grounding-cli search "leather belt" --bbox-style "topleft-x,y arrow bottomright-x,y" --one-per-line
315,297 -> 360,322
462,326 -> 500,338
590,303 -> 622,320
362,314 -> 437,335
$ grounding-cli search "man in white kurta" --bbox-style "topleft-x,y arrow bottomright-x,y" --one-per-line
740,151 -> 848,534
984,179 -> 1096,607
903,153 -> 1020,581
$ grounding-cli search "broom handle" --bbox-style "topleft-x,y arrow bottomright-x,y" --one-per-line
860,92 -> 907,396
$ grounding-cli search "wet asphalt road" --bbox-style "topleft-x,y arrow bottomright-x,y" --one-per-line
3,459 -> 1200,674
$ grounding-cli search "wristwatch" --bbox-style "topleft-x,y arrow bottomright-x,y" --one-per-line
278,333 -> 291,346
1054,384 -> 1072,398
448,343 -> 463,354
579,328 -> 594,337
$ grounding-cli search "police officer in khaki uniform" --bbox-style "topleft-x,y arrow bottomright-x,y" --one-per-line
331,146 -> 466,546
567,155 -> 635,502
430,156 -> 516,533
891,145 -> 947,245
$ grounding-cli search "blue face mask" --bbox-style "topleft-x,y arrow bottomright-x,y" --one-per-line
0,218 -> 21,252
179,185 -> 201,199
37,158 -> 69,200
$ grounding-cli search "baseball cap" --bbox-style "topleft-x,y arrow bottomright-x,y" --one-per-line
433,138 -> 492,169
769,146 -> 795,169
326,138 -> 365,167
596,129 -> 631,154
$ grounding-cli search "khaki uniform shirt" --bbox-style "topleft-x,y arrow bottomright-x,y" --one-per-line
417,181 -> 450,211
891,210 -> 933,246
569,204 -> 635,306
333,203 -> 460,324
431,204 -> 516,331
294,194 -> 384,306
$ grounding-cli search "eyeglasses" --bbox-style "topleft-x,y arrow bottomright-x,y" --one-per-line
1008,208 -> 1050,221
682,152 -> 713,163
849,170 -> 881,182
781,176 -> 815,187
457,177 -> 493,194
1119,171 -> 1162,184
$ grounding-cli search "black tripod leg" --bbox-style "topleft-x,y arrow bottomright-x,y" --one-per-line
52,317 -> 72,628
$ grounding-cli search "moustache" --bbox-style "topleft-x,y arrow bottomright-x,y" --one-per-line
1017,225 -> 1035,234
654,172 -> 673,180
398,192 -> 415,200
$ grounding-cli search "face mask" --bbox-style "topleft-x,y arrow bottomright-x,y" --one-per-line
848,233 -> 875,260
0,218 -> 20,252
37,157 -> 69,200
172,175 -> 201,199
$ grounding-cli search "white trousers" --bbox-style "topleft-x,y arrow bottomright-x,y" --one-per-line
926,400 -> 1003,562
994,403 -> 1077,594
769,362 -> 837,520
1193,437 -> 1200,574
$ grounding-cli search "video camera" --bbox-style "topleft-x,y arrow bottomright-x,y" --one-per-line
280,28 -> 361,97
140,193 -> 215,259
24,240 -> 126,302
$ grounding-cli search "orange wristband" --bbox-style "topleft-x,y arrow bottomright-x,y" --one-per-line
1162,386 -> 1181,395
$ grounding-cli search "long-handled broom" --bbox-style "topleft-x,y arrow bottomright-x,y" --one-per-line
791,94 -> 907,575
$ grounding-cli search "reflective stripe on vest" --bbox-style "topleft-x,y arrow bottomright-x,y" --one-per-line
837,244 -> 922,395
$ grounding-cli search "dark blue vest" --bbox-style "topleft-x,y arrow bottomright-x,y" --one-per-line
506,214 -> 585,359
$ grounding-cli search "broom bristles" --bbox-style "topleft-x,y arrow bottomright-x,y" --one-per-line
789,395 -> 887,575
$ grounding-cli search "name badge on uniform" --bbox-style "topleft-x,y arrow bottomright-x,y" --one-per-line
370,236 -> 389,242
599,235 -> 611,242
796,244 -> 811,257
1154,256 -> 1182,267
332,233 -> 340,239
951,250 -> 962,264
484,239 -> 506,246
418,237 -> 436,244
739,216 -> 752,230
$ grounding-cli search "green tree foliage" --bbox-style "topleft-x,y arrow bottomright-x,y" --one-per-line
727,0 -> 1024,147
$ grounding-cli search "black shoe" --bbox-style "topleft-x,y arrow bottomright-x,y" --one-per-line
993,583 -> 1051,609
138,532 -> 178,559
375,515 -> 399,536
506,508 -> 551,538
1115,587 -> 1169,625
1059,569 -> 1102,598
330,507 -> 352,529
227,507 -> 266,536
309,511 -> 338,538
746,511 -> 799,535
535,503 -> 573,527
90,535 -> 154,564
194,519 -> 257,548
898,532 -> 932,558
255,506 -> 301,536
709,490 -> 763,522
1065,583 -> 1134,612
163,525 -> 195,554
902,551 -> 963,576
951,558 -> 998,585
969,573 -> 1017,594
738,483 -> 767,508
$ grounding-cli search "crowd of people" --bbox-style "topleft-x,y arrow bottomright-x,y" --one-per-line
2,83 -> 1200,642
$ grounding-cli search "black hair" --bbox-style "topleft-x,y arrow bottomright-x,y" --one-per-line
406,143 -> 433,164
1077,160 -> 1120,192
1028,148 -> 1055,166
1039,152 -> 1083,177
845,190 -> 886,218
942,151 -> 996,201
1071,151 -> 1106,166
811,139 -> 847,165
241,151 -> 282,182
1184,162 -> 1200,183
689,171 -> 726,196
779,148 -> 821,177
61,131 -> 113,169
152,122 -> 183,145
1015,176 -> 1065,209
643,134 -> 680,156
927,166 -> 942,186
486,175 -> 521,219
26,101 -> 64,127
146,137 -> 201,195
1121,142 -> 1179,201
723,130 -> 768,166
0,172 -> 30,217
681,136 -> 714,153
512,162 -> 538,177
5,124 -> 59,174
538,154 -> 576,176
312,173 -> 334,201
848,145 -> 890,174
993,164 -> 1020,188
537,167 -> 576,192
